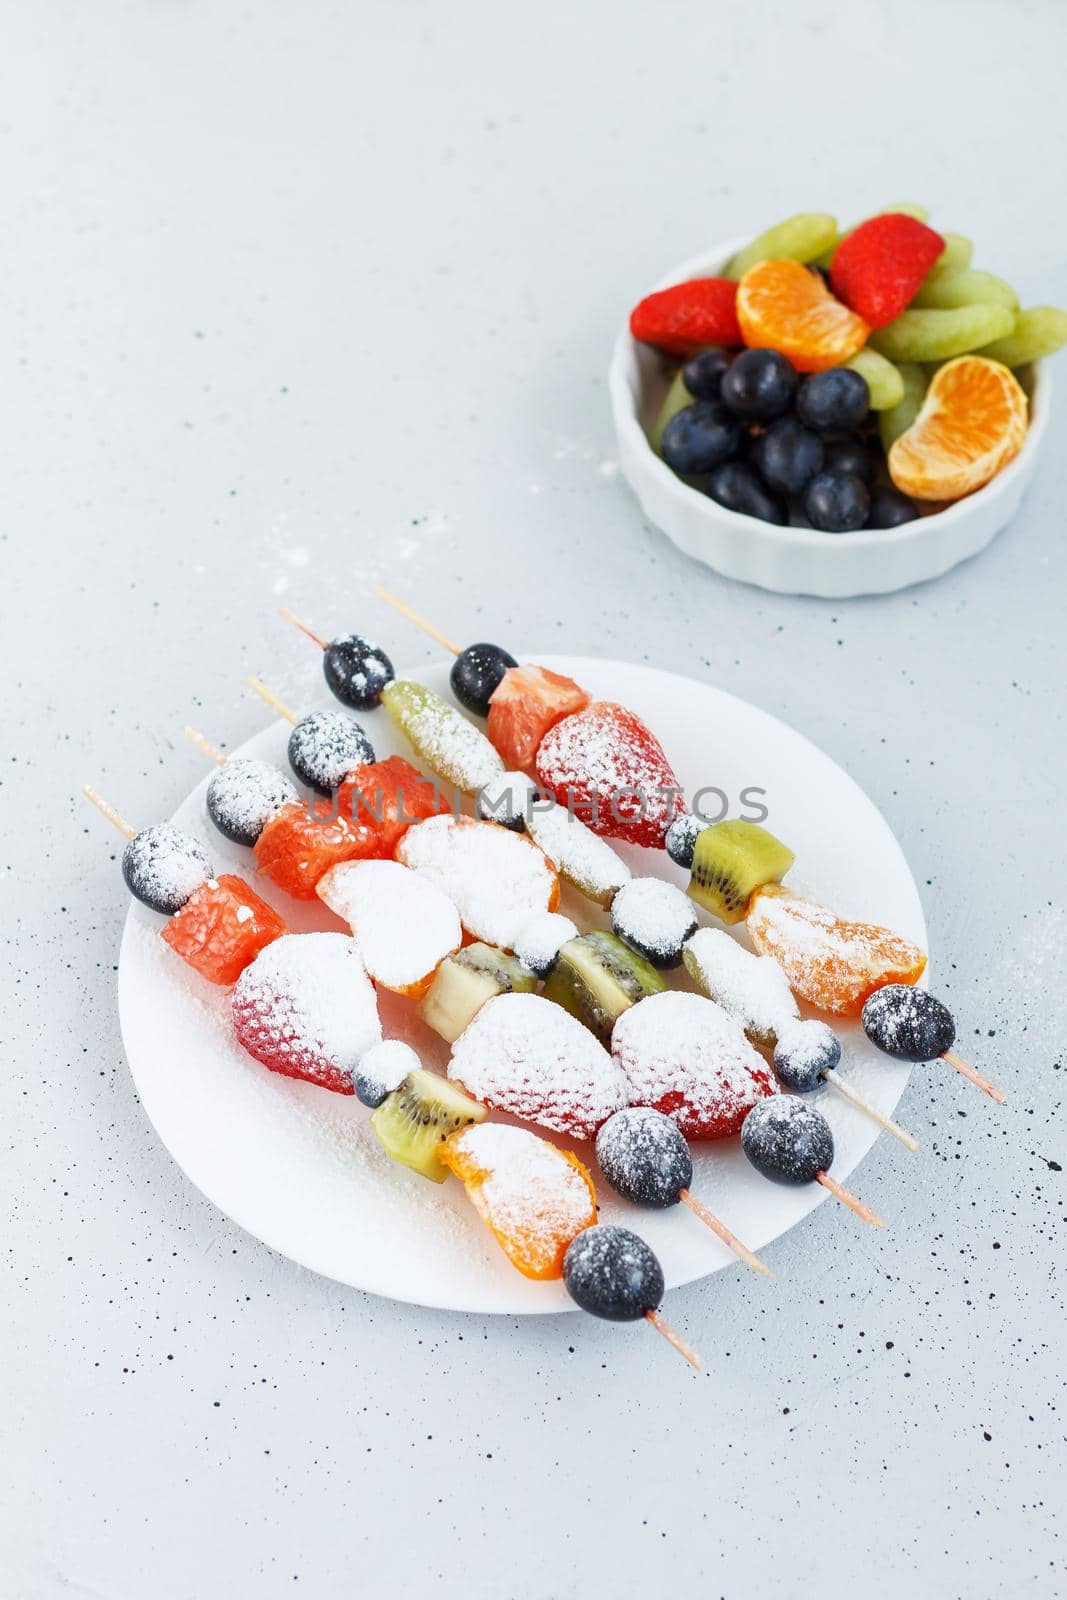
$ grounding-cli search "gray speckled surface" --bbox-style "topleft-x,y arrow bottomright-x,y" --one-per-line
3,1 -> 1065,1595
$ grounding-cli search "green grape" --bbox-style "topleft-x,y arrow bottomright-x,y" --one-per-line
936,232 -> 973,271
870,304 -> 1014,363
651,368 -> 692,454
381,680 -> 503,794
843,348 -> 904,411
913,268 -> 1018,312
726,213 -> 838,280
975,306 -> 1067,367
814,203 -> 929,268
879,363 -> 928,451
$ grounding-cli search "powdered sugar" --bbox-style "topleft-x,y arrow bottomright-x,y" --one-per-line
611,990 -> 774,1140
448,992 -> 628,1140
682,927 -> 799,1046
357,1038 -> 419,1102
525,797 -> 631,907
535,701 -> 685,847
316,859 -> 461,990
206,758 -> 297,847
288,709 -> 375,795
747,885 -> 926,1016
513,912 -> 578,978
477,770 -> 538,830
232,932 -> 381,1093
448,1122 -> 596,1278
389,680 -> 504,794
122,824 -> 213,915
396,814 -> 558,950
610,877 -> 697,966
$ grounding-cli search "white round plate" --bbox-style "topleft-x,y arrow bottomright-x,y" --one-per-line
118,656 -> 926,1314
610,237 -> 1051,598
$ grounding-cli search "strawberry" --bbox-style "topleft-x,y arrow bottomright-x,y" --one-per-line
629,277 -> 742,356
487,664 -> 589,771
830,214 -> 944,329
534,701 -> 686,849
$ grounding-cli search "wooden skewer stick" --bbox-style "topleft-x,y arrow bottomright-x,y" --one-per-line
184,726 -> 227,766
941,1049 -> 1006,1105
372,584 -> 462,657
279,608 -> 328,651
247,675 -> 299,725
822,1071 -> 919,1152
678,1189 -> 772,1277
645,1308 -> 702,1372
815,1172 -> 885,1228
83,785 -> 136,839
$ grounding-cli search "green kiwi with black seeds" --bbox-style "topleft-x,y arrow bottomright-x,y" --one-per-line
687,820 -> 795,925
542,930 -> 666,1046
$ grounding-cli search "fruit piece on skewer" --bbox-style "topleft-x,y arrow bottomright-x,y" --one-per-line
231,932 -> 380,1093
370,1066 -> 487,1182
525,790 -> 632,908
562,1225 -> 702,1371
612,990 -> 774,1140
420,943 -> 538,1044
740,1096 -> 885,1227
665,812 -> 709,870
487,664 -> 590,770
279,610 -> 397,710
451,643 -> 519,717
535,701 -> 686,849
316,858 -> 462,997
512,911 -> 579,979
448,992 -> 629,1141
862,985 -> 1005,1104
747,884 -> 927,1018
542,930 -> 666,1047
686,819 -> 795,926
381,679 -> 505,795
773,1019 -> 919,1151
245,675 -> 376,796
85,788 -> 288,985
440,1122 -> 597,1279
596,1108 -> 771,1278
353,1039 -> 420,1108
476,769 -> 535,831
335,754 -> 451,852
611,878 -> 698,969
185,730 -> 298,848
254,800 -> 370,900
395,813 -> 559,950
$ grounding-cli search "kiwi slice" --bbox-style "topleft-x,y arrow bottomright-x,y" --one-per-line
420,943 -> 538,1044
542,930 -> 666,1046
687,820 -> 795,925
370,1067 -> 488,1183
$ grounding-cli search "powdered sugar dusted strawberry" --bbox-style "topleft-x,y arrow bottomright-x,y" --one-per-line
612,990 -> 774,1140
534,702 -> 686,848
232,932 -> 380,1094
448,991 -> 628,1140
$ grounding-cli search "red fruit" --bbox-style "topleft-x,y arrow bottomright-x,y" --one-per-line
161,873 -> 287,985
629,278 -> 742,356
535,701 -> 686,848
487,665 -> 589,771
830,214 -> 945,329
253,799 -> 370,900
335,755 -> 449,856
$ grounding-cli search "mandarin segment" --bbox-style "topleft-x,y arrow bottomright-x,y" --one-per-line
888,356 -> 1028,501
746,884 -> 927,1018
736,259 -> 869,373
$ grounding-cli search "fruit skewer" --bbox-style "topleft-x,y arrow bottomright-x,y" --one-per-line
83,785 -> 288,984
741,1096 -> 884,1226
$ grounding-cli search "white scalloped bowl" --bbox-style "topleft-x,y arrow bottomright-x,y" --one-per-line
610,236 -> 1051,598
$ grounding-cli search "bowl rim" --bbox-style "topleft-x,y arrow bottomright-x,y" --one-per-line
609,235 -> 1051,553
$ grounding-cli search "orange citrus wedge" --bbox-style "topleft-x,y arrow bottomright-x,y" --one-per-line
736,259 -> 869,373
888,356 -> 1028,501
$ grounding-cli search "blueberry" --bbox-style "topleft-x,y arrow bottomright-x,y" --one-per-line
611,877 -> 697,969
476,770 -> 534,831
562,1225 -> 665,1322
795,368 -> 870,432
665,812 -> 706,870
353,1040 -> 418,1108
822,436 -> 877,484
867,485 -> 919,529
862,986 -> 955,1062
753,417 -> 825,495
595,1108 -> 692,1208
450,642 -> 517,717
660,401 -> 741,475
288,710 -> 375,795
706,461 -> 787,525
721,349 -> 798,422
323,634 -> 394,710
803,470 -> 870,533
681,348 -> 731,401
741,1097 -> 833,1185
206,759 -> 297,847
773,1020 -> 841,1093
122,824 -> 212,915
